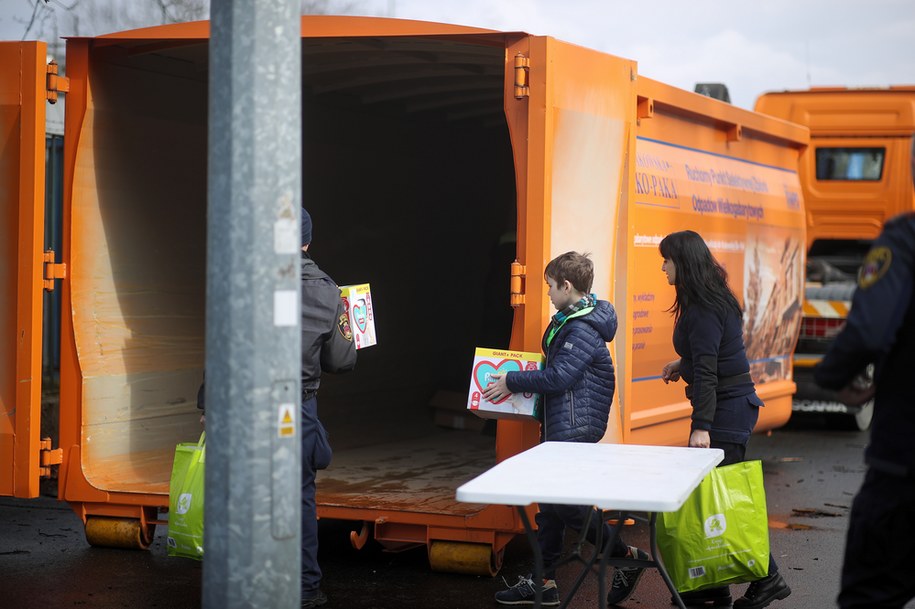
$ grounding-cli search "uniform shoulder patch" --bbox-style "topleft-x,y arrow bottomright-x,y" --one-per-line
858,246 -> 892,289
337,313 -> 354,341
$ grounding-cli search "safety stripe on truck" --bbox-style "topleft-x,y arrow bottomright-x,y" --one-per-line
802,300 -> 850,318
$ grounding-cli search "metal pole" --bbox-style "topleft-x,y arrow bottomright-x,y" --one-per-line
205,2 -> 302,608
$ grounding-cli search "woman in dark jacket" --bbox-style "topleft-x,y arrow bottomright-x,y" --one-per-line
657,230 -> 790,609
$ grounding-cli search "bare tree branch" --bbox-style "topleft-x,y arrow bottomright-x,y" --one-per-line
21,0 -> 47,40
50,0 -> 79,10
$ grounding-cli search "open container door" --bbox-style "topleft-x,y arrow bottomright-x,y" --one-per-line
503,36 -> 636,445
0,41 -> 51,498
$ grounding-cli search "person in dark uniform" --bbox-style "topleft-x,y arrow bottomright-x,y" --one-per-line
814,211 -> 915,609
656,230 -> 790,609
299,208 -> 357,608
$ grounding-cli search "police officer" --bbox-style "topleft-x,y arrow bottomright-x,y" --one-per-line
299,208 -> 357,608
813,210 -> 915,609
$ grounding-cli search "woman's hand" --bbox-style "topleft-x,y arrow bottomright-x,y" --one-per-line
688,429 -> 710,449
481,373 -> 511,402
661,359 -> 682,384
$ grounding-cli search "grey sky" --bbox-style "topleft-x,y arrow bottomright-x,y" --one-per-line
2,0 -> 913,109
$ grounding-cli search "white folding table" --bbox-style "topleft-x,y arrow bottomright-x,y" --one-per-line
456,441 -> 724,608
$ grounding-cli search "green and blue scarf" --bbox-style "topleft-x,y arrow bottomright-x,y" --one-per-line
546,294 -> 597,347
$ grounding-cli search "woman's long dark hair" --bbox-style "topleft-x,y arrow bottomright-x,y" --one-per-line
659,230 -> 741,323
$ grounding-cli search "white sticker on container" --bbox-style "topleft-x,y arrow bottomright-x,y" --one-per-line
274,290 -> 298,326
274,218 -> 298,254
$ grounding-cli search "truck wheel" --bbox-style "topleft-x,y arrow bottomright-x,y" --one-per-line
428,541 -> 503,576
833,399 -> 875,432
85,516 -> 155,550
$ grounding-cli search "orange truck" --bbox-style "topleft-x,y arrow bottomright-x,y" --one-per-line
755,87 -> 915,430
1,16 -> 806,574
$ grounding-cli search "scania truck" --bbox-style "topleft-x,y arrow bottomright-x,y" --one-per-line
756,86 -> 915,430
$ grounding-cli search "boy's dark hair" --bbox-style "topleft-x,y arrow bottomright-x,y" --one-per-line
544,251 -> 594,293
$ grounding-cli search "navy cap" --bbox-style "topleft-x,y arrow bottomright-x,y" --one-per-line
301,208 -> 313,245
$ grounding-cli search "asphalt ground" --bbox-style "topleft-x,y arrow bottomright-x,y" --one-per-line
3,414 -> 914,609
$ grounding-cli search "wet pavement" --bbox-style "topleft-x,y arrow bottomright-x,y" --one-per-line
3,415 -> 913,609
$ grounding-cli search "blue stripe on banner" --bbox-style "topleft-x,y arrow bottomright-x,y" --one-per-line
636,136 -> 800,174
635,200 -> 680,209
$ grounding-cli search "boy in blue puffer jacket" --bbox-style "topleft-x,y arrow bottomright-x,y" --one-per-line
483,251 -> 648,607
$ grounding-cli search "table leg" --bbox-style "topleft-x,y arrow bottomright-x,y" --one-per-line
516,506 -> 545,609
596,515 -> 627,605
516,508 -> 684,609
562,508 -> 605,608
516,506 -> 605,609
649,513 -> 687,609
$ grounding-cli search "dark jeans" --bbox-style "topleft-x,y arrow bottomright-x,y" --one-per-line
838,468 -> 915,608
713,439 -> 778,578
535,503 -> 630,579
301,394 -> 321,594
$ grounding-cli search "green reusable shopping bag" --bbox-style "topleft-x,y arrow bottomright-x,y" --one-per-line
167,432 -> 206,560
656,460 -> 770,592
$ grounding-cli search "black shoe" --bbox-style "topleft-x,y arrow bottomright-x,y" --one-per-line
674,587 -> 732,606
301,589 -> 328,608
494,574 -> 560,606
733,573 -> 790,609
606,546 -> 650,606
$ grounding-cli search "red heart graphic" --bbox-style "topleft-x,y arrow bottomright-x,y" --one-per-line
473,359 -> 524,404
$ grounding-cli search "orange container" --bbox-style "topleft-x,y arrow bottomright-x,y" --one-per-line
0,18 -> 807,574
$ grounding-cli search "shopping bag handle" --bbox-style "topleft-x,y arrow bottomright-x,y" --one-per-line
197,431 -> 206,463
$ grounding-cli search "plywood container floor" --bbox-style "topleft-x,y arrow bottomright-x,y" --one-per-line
317,425 -> 495,516
75,410 -> 498,516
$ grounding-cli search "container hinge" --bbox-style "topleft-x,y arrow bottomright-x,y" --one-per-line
513,54 -> 530,99
43,250 -> 67,292
39,437 -> 63,478
510,260 -> 526,307
46,60 -> 70,104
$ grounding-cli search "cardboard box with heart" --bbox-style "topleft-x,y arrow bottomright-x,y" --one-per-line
340,283 -> 376,350
467,347 -> 544,421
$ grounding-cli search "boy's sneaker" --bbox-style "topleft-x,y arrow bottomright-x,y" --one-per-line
495,574 -> 561,606
606,546 -> 650,606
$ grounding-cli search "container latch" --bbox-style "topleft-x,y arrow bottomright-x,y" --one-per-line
43,250 -> 67,292
39,437 -> 63,478
510,260 -> 526,307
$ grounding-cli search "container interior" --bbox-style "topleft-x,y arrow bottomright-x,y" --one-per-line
70,35 -> 518,508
